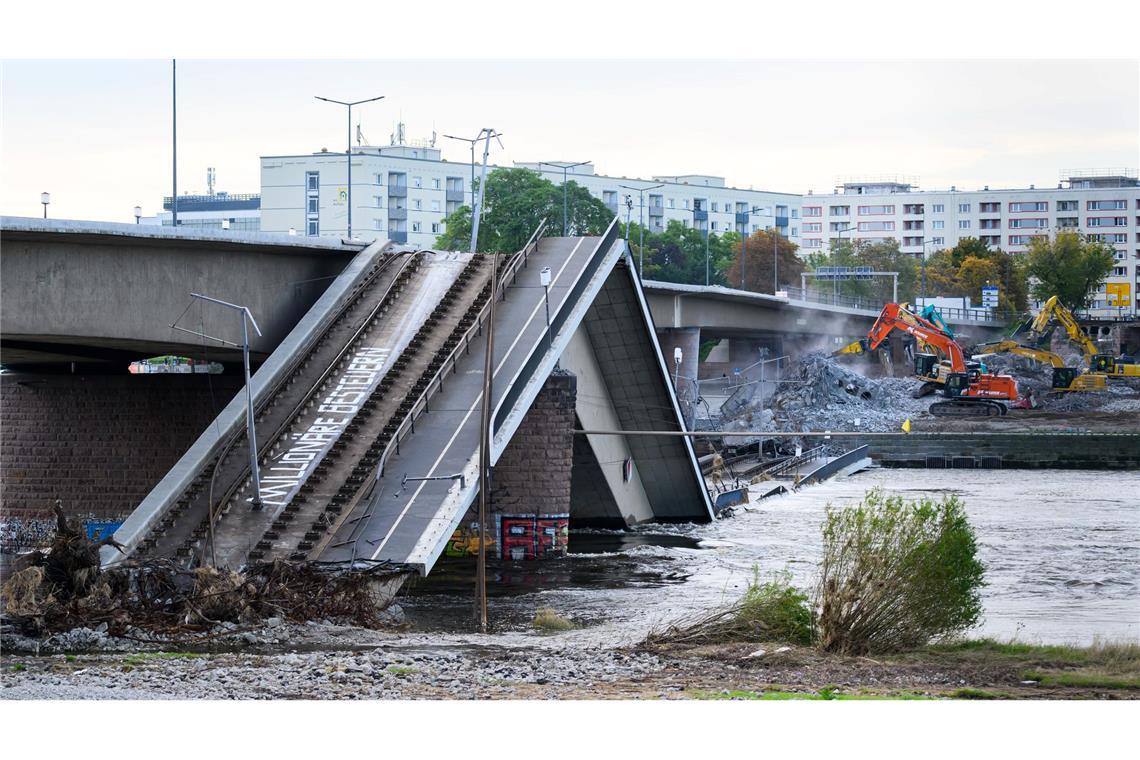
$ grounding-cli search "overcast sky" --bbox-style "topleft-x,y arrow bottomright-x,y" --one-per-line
2,59 -> 1137,222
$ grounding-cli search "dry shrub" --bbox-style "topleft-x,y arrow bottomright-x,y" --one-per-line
644,569 -> 813,648
533,607 -> 577,632
1,566 -> 49,617
815,488 -> 984,655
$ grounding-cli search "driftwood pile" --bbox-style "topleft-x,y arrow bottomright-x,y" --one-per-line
1,503 -> 402,638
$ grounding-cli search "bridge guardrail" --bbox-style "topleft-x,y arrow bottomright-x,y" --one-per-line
782,285 -> 1014,325
492,217 -> 621,438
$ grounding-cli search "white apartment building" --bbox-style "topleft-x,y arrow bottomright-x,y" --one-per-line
799,170 -> 1140,316
259,125 -> 801,250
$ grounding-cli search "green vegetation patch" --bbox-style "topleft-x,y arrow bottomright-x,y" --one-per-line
687,688 -> 930,701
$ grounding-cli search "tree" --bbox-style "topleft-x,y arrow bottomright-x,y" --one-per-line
804,238 -> 916,303
1025,231 -> 1116,311
723,229 -> 804,294
940,238 -> 1028,312
434,168 -> 613,252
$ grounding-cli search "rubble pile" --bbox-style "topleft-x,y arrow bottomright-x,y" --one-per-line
768,353 -> 930,432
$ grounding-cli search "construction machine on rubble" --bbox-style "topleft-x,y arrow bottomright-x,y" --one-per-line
837,303 -> 1022,417
972,339 -> 1106,392
1014,295 -> 1140,381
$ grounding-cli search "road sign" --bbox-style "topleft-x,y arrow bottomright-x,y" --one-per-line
981,285 -> 1000,308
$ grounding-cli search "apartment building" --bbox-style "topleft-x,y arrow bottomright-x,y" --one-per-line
799,170 -> 1140,315
259,125 -> 801,250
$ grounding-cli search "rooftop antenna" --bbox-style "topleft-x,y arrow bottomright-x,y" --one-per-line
207,167 -> 216,197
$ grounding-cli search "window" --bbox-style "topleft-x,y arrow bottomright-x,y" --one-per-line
372,219 -> 382,231
711,221 -> 719,231
374,173 -> 383,185
431,178 -> 441,190
431,222 -> 441,234
684,199 -> 690,210
373,195 -> 383,208
1008,234 -> 1037,246
903,236 -> 923,246
958,203 -> 971,213
803,206 -> 822,217
903,204 -> 924,214
857,205 -> 894,215
1010,201 -> 1048,212
603,190 -> 617,205
830,222 -> 855,232
1088,217 -> 1126,227
980,202 -> 1001,213
305,172 -> 320,236
791,227 -> 797,236
668,198 -> 675,209
858,221 -> 895,231
412,199 -> 422,210
1090,233 -> 1128,244
711,202 -> 719,213
1057,200 -> 1078,212
829,205 -> 849,216
959,220 -> 971,229
1088,200 -> 1126,210
803,222 -> 822,232
413,176 -> 422,188
931,237 -> 945,246
904,220 -> 924,230
979,219 -> 1000,229
411,221 -> 422,233
388,172 -> 405,187
791,209 -> 799,219
446,176 -> 464,192
932,220 -> 945,230
446,200 -> 460,215
431,200 -> 440,212
1113,267 -> 1127,277
1009,218 -> 1047,228
802,238 -> 822,248
931,204 -> 945,213
1057,217 -> 1079,228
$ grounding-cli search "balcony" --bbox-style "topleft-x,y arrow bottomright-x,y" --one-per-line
648,205 -> 664,217
445,189 -> 465,203
605,201 -> 618,213
735,212 -> 749,225
388,208 -> 407,221
388,230 -> 408,244
693,209 -> 707,221
388,185 -> 407,198
775,215 -> 789,228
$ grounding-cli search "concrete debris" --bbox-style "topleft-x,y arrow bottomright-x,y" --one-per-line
767,353 -> 931,433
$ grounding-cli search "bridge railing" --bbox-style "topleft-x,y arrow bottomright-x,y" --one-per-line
492,217 -> 621,438
782,285 -> 1013,325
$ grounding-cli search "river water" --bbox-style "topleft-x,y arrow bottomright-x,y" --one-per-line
401,467 -> 1139,647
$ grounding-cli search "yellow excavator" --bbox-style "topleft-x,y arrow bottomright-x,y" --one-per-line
973,339 -> 1106,392
1020,296 -> 1140,380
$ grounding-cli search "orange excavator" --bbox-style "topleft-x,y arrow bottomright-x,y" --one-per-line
858,303 -> 1021,417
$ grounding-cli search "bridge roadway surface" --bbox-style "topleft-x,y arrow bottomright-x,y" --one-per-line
320,234 -> 606,573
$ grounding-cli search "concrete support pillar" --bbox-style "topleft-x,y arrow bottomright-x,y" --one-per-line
446,372 -> 576,561
656,327 -> 700,428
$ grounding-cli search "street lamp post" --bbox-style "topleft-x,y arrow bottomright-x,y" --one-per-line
134,206 -> 142,224
619,183 -> 664,280
40,192 -> 50,219
445,131 -> 505,248
540,161 -> 591,237
315,94 -> 385,239
692,201 -> 712,286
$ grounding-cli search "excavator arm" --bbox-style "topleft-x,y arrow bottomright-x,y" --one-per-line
1030,296 -> 1100,360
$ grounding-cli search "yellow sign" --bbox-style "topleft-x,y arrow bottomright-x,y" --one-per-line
901,418 -> 912,433
1106,282 -> 1132,308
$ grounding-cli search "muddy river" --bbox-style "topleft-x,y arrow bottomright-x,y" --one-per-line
402,468 -> 1139,646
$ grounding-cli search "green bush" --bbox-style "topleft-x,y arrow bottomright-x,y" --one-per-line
815,488 -> 985,655
644,568 -> 813,647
